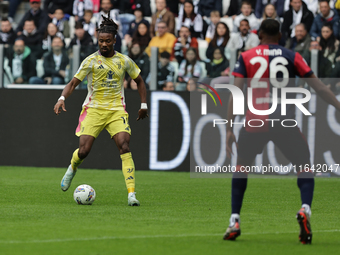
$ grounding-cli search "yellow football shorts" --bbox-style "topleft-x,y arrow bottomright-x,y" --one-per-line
75,107 -> 131,138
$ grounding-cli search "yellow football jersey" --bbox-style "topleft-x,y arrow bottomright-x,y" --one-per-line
74,50 -> 141,111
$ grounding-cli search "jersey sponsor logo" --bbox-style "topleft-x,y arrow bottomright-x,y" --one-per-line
107,70 -> 114,80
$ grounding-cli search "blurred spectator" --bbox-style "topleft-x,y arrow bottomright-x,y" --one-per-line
70,21 -> 93,47
233,1 -> 260,32
117,0 -> 151,17
5,39 -> 37,84
69,21 -> 94,61
125,8 -> 150,47
284,0 -> 319,15
44,0 -> 74,16
176,0 -> 204,39
93,0 -> 121,36
128,42 -> 150,83
16,0 -> 49,36
259,4 -> 281,24
73,0 -> 93,22
81,10 -> 96,37
145,21 -> 176,57
206,47 -> 229,79
205,11 -> 221,43
281,0 -> 314,40
178,0 -> 199,19
186,78 -> 197,91
285,23 -> 311,54
19,19 -> 44,59
42,23 -> 65,53
162,81 -> 175,91
177,47 -> 201,90
29,37 -> 69,84
255,0 -> 285,18
117,1 -> 150,36
227,19 -> 260,58
310,0 -> 339,41
172,26 -> 198,63
131,21 -> 151,51
318,23 -> 339,64
0,18 -> 16,45
198,0 -> 222,18
146,51 -> 175,90
206,22 -> 230,60
150,0 -> 175,37
302,40 -> 333,78
51,9 -> 70,38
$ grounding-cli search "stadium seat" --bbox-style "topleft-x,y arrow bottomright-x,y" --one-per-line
220,17 -> 233,33
199,61 -> 207,78
150,0 -> 156,15
36,59 -> 44,78
3,57 -> 14,85
144,16 -> 152,24
69,16 -> 75,38
121,39 -> 127,54
222,0 -> 231,16
170,61 -> 179,83
64,38 -> 71,48
197,39 -> 208,62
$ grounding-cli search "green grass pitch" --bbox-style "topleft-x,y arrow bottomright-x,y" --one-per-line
1,166 -> 339,255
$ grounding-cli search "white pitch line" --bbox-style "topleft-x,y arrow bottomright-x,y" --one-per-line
1,229 -> 339,244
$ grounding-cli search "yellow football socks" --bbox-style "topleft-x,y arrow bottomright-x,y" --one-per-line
120,152 -> 135,193
70,149 -> 84,171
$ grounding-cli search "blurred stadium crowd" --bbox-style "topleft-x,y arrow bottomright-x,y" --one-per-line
1,0 -> 340,92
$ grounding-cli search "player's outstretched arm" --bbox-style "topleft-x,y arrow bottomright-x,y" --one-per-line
53,77 -> 82,115
134,74 -> 148,121
226,77 -> 244,158
305,74 -> 340,112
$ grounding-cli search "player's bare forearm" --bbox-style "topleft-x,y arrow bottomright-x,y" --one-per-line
61,77 -> 82,99
53,77 -> 81,115
306,74 -> 340,111
134,75 -> 147,103
134,74 -> 148,120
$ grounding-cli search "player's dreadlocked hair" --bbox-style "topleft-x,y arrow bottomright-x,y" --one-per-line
96,12 -> 118,37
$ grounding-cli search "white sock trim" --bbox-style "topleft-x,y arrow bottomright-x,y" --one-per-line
229,213 -> 240,227
301,204 -> 311,217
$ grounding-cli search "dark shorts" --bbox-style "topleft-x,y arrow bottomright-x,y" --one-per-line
237,126 -> 310,166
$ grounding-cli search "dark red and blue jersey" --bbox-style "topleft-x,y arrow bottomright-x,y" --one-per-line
232,44 -> 313,132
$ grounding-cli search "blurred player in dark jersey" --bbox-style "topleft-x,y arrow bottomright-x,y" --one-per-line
223,19 -> 340,244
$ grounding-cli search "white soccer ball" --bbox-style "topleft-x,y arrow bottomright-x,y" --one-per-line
73,184 -> 96,205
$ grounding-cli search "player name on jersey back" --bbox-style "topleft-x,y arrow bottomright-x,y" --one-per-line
255,48 -> 282,56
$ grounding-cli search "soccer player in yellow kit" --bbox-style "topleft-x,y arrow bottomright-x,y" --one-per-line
53,15 -> 148,206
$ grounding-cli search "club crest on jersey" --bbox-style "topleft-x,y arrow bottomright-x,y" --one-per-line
115,62 -> 121,69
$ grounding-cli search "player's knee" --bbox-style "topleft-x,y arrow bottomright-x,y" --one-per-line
120,142 -> 130,155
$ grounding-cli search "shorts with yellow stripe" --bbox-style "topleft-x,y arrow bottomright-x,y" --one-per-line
75,107 -> 131,138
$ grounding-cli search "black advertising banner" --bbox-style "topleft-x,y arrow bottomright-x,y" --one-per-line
0,89 -> 339,176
